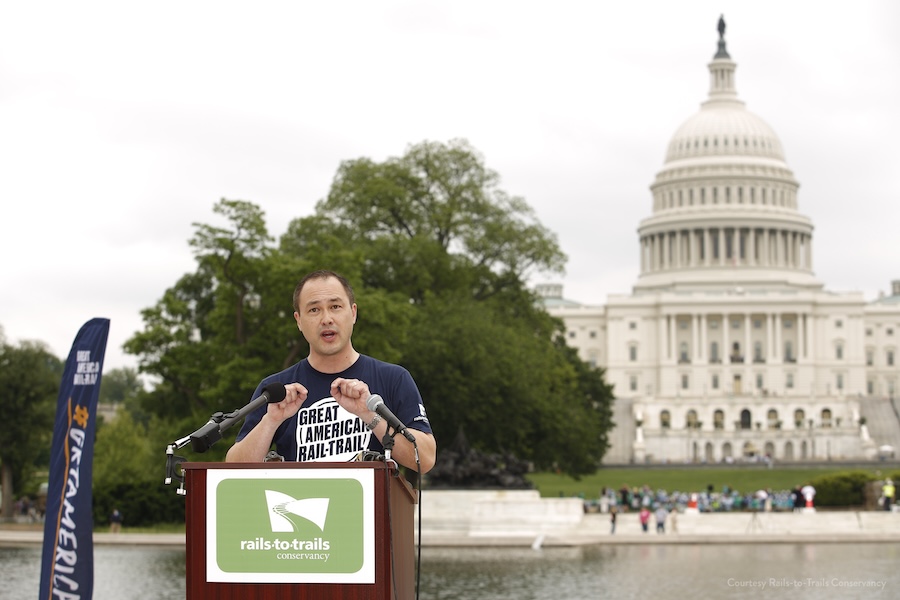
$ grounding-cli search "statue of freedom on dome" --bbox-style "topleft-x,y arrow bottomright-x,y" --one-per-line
718,15 -> 726,40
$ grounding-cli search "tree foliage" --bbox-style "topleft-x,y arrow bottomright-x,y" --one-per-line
98,367 -> 143,405
0,339 -> 62,519
316,139 -> 566,302
123,139 -> 615,479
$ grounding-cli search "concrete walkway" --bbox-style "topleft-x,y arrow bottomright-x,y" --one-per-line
0,526 -> 184,548
5,510 -> 900,549
417,510 -> 900,547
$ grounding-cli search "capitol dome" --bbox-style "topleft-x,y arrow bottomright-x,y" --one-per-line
634,19 -> 821,293
665,107 -> 786,163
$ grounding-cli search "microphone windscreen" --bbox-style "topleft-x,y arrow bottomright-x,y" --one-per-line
264,382 -> 287,403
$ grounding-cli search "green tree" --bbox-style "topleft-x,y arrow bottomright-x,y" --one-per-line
0,339 -> 62,520
315,138 -> 566,302
98,367 -> 143,405
93,410 -> 156,489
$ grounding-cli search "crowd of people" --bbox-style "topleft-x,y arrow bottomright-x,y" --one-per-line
586,483 -> 823,534
584,478 -> 900,533
591,484 -> 806,515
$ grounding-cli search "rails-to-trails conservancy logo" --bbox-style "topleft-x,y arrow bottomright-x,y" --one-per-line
208,469 -> 372,583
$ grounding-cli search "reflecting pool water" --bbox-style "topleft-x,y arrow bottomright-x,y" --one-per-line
3,542 -> 896,599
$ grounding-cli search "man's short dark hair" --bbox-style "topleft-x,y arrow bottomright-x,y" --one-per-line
293,270 -> 356,313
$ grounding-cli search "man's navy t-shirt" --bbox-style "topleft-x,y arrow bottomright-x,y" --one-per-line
235,355 -> 431,462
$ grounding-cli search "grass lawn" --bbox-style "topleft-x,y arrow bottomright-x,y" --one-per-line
528,464 -> 900,499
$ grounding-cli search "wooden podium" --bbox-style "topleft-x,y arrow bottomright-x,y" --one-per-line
182,461 -> 417,599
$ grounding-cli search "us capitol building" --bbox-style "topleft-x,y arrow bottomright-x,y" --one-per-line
540,21 -> 900,465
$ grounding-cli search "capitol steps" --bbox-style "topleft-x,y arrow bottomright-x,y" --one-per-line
858,396 -> 900,454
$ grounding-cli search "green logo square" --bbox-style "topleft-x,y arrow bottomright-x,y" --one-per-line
215,477 -> 364,574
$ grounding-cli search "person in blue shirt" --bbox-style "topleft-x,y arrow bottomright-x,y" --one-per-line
226,270 -> 436,473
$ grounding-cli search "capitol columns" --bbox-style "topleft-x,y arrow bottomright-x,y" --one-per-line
744,313 -> 751,361
776,313 -> 784,362
693,314 -> 701,362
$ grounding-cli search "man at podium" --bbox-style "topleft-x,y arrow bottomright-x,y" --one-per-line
226,270 -> 436,473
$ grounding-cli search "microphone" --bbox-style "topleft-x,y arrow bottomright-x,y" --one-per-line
366,394 -> 416,443
190,383 -> 287,453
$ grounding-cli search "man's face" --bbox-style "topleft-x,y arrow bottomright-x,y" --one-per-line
294,276 -> 357,359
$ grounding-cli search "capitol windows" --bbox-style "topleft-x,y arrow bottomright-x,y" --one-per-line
713,410 -> 724,429
821,409 -> 833,428
794,409 -> 806,428
660,410 -> 671,429
711,374 -> 720,390
785,372 -> 795,389
686,409 -> 698,428
681,374 -> 690,390
756,374 -> 764,390
629,375 -> 638,392
629,321 -> 637,330
629,345 -> 638,362
836,374 -> 844,390
710,341 -> 720,363
835,344 -> 844,360
679,342 -> 690,363
753,341 -> 763,363
767,409 -> 779,429
784,341 -> 795,363
888,350 -> 895,366
866,349 -> 874,366
731,341 -> 742,363
868,380 -> 874,395
835,319 -> 843,328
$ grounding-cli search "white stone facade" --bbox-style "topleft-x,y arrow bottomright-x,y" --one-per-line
541,29 -> 900,465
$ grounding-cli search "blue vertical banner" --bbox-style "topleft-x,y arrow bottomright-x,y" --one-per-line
39,318 -> 110,600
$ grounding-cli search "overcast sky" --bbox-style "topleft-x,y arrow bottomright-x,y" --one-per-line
2,1 -> 898,373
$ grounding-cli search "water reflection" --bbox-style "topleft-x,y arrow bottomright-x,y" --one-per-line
417,544 -> 898,599
2,543 -> 896,599
1,545 -> 184,600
